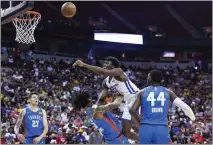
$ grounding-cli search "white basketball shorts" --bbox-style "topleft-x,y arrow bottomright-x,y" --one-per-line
121,94 -> 141,121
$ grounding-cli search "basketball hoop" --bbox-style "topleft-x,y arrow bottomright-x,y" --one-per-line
12,11 -> 41,44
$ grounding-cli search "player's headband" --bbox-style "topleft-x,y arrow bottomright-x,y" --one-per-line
87,105 -> 104,119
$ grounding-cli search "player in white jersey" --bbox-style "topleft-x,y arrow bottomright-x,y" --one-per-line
73,56 -> 139,141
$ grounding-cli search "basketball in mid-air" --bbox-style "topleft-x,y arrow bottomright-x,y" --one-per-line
61,2 -> 76,18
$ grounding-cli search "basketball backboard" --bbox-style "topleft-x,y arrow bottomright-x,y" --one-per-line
1,1 -> 34,25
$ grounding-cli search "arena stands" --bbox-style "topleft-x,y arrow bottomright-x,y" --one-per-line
1,53 -> 212,144
1,1 -> 212,144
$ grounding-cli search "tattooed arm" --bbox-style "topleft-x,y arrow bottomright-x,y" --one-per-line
14,109 -> 26,143
14,109 -> 26,135
39,109 -> 48,138
96,95 -> 123,113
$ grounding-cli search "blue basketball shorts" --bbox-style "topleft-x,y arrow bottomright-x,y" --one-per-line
107,135 -> 130,144
139,124 -> 170,144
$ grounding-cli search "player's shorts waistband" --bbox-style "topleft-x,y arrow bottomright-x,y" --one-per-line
26,135 -> 39,138
26,135 -> 46,139
141,123 -> 167,126
123,92 -> 138,102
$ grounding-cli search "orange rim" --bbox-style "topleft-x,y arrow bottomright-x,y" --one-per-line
12,11 -> 41,22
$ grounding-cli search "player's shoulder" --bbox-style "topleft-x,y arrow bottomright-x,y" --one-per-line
19,108 -> 26,116
112,68 -> 124,77
137,88 -> 146,96
165,88 -> 173,95
21,108 -> 26,113
140,86 -> 151,92
41,109 -> 47,114
39,109 -> 47,117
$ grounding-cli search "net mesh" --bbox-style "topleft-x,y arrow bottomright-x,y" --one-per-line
12,11 -> 41,44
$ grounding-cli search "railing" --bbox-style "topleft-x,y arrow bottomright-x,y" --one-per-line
31,53 -> 211,69
33,50 -> 48,55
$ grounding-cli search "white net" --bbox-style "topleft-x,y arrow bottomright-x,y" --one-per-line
12,11 -> 41,44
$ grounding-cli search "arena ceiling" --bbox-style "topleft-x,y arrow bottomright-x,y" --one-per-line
32,1 -> 212,37
2,1 -> 212,38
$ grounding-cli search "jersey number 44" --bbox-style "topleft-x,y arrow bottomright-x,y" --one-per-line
147,92 -> 166,106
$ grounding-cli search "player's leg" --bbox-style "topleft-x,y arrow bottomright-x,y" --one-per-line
121,106 -> 139,141
121,95 -> 140,141
131,106 -> 142,133
139,124 -> 153,144
153,125 -> 170,144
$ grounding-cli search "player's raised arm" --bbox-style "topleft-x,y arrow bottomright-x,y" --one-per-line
33,109 -> 48,144
73,60 -> 122,76
167,89 -> 195,121
14,109 -> 26,143
130,90 -> 144,128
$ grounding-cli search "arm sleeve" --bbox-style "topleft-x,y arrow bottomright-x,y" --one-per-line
173,98 -> 195,121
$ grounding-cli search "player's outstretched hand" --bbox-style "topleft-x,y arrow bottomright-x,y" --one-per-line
17,133 -> 26,143
73,60 -> 85,67
33,136 -> 42,144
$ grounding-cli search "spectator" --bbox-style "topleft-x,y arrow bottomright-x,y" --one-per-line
49,120 -> 59,134
56,130 -> 67,144
5,127 -> 16,144
76,129 -> 86,144
1,56 -> 212,144
171,122 -> 181,134
193,131 -> 204,144
89,126 -> 103,144
74,115 -> 83,127
69,136 -> 78,144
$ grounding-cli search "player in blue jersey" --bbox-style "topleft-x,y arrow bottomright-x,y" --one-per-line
72,91 -> 130,144
14,92 -> 48,144
130,69 -> 196,144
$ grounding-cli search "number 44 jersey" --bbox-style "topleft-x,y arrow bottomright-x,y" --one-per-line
141,86 -> 170,126
24,106 -> 44,138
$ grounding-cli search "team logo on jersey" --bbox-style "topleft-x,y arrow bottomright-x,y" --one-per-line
39,111 -> 43,114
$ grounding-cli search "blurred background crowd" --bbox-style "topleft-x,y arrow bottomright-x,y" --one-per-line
1,52 -> 212,144
1,1 -> 212,144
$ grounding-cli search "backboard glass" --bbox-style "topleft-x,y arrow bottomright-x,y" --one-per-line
1,1 -> 34,25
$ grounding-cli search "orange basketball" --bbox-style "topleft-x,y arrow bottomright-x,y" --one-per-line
61,2 -> 76,18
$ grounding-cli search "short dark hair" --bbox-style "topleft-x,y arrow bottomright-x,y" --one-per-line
149,69 -> 163,83
29,92 -> 39,98
72,91 -> 91,110
105,56 -> 121,68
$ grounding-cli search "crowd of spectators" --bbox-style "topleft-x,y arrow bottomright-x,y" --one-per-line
1,54 -> 212,144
